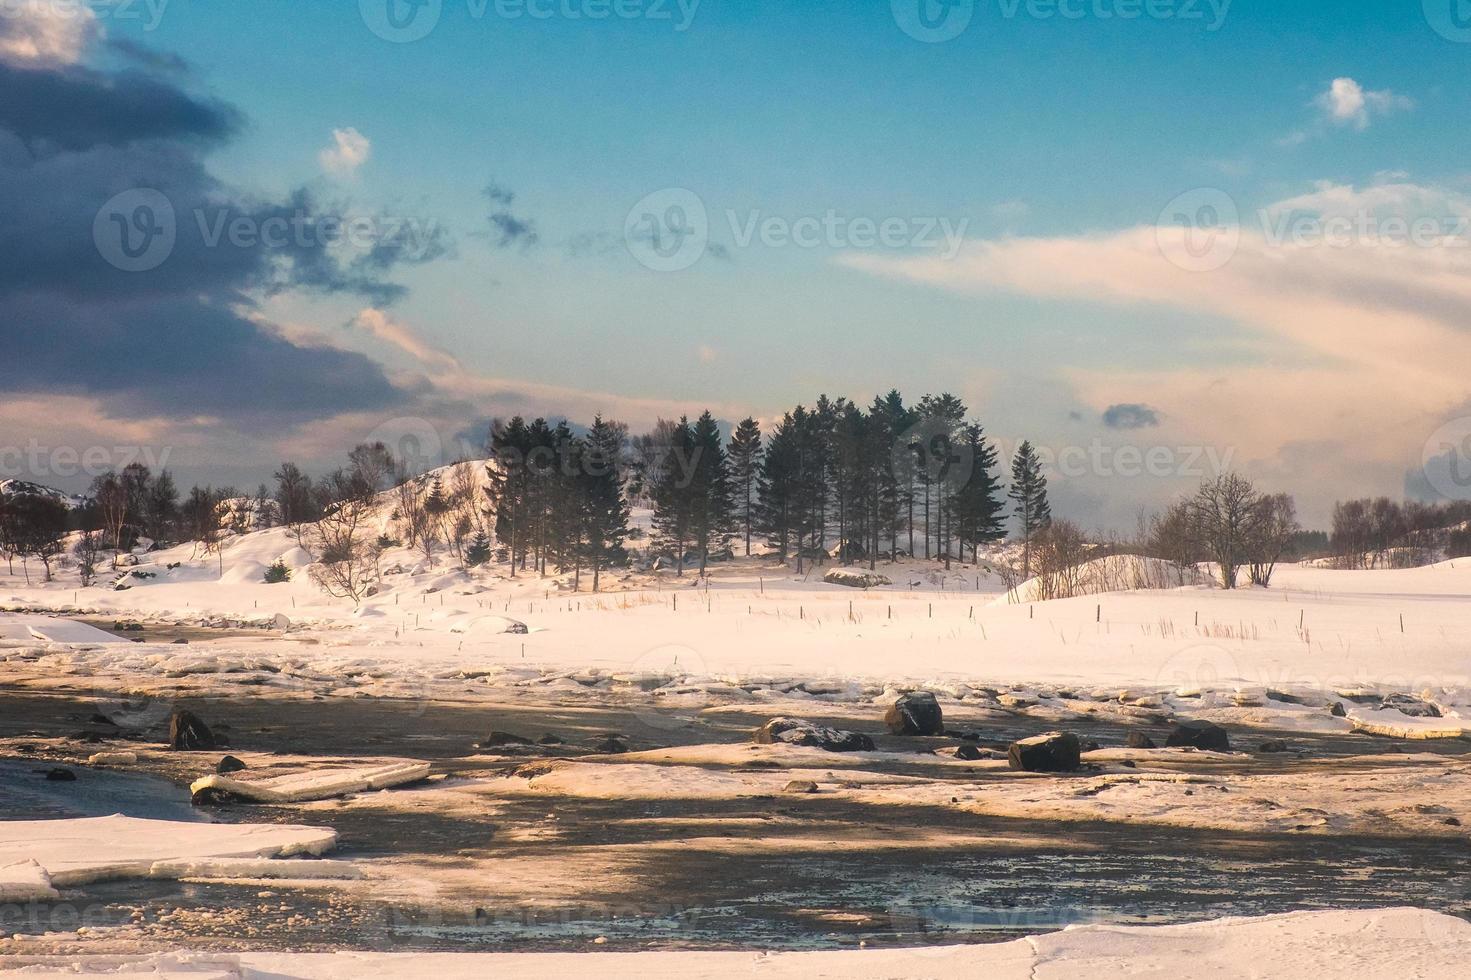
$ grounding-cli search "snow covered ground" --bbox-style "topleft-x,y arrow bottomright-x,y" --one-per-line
3,908 -> 1466,978
6,528 -> 1471,971
5,538 -> 1471,740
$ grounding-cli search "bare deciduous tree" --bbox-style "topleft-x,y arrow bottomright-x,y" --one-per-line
308,498 -> 380,607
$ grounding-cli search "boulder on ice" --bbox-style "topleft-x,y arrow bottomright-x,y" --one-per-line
1007,731 -> 1081,772
753,717 -> 875,753
1166,720 -> 1231,752
884,692 -> 944,736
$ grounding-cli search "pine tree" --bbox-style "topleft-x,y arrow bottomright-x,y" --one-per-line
727,417 -> 762,557
689,411 -> 732,575
914,393 -> 967,565
582,415 -> 632,591
651,416 -> 697,574
949,423 -> 1007,563
1009,440 -> 1052,576
465,530 -> 491,568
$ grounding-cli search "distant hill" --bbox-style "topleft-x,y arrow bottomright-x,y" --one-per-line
0,479 -> 88,510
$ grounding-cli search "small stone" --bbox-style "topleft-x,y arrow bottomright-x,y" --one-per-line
1125,731 -> 1157,750
217,755 -> 247,775
1259,739 -> 1289,754
44,767 -> 76,782
783,780 -> 819,794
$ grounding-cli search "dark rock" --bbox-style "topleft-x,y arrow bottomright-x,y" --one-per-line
1119,759 -> 1137,768
168,709 -> 217,751
1081,738 -> 1101,752
89,713 -> 118,727
1125,731 -> 1157,750
884,692 -> 944,736
593,736 -> 628,754
504,621 -> 530,635
1258,739 -> 1289,754
537,733 -> 564,745
1166,720 -> 1230,752
216,755 -> 247,775
783,780 -> 819,794
173,638 -> 190,645
953,744 -> 985,761
1329,701 -> 1347,717
1446,816 -> 1462,827
44,767 -> 76,782
1007,732 -> 1081,773
1383,694 -> 1441,718
482,731 -> 534,748
752,717 -> 875,753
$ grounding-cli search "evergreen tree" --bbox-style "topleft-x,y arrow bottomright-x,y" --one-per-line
465,530 -> 492,567
727,417 -> 763,557
949,423 -> 1007,563
651,416 -> 697,574
878,390 -> 915,558
582,415 -> 632,591
1009,440 -> 1052,575
490,416 -> 533,576
914,393 -> 967,564
689,411 -> 732,575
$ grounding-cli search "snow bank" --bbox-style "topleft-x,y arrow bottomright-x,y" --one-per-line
0,614 -> 128,645
190,761 -> 431,803
12,908 -> 1467,978
0,815 -> 337,890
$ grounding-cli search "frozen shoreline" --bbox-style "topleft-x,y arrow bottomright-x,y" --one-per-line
3,908 -> 1467,978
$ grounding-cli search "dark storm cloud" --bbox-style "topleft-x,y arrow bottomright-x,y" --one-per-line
1102,403 -> 1162,430
105,38 -> 190,76
0,51 -> 450,425
0,292 -> 406,422
0,63 -> 238,150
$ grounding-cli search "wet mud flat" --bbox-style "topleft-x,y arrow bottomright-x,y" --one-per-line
2,688 -> 1470,954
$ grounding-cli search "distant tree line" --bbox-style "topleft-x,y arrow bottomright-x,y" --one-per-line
1328,497 -> 1471,568
1,389 -> 1053,595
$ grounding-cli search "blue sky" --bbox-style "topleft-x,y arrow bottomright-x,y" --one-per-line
4,0 -> 1470,527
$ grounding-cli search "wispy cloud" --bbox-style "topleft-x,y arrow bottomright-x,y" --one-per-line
841,181 -> 1471,516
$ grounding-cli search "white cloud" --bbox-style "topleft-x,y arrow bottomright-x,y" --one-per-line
841,181 -> 1471,522
0,3 -> 99,68
1315,77 -> 1413,130
318,127 -> 372,177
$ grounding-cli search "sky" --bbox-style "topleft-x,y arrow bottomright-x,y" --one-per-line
2,0 -> 1470,529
